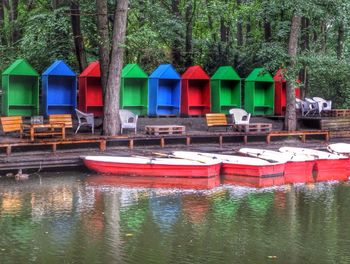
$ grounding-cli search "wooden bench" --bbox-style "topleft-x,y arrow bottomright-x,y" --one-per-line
205,113 -> 232,131
266,130 -> 330,143
0,116 -> 24,137
49,114 -> 73,128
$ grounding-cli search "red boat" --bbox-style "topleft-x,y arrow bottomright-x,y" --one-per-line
279,147 -> 350,182
239,148 -> 316,184
172,151 -> 285,188
83,156 -> 221,178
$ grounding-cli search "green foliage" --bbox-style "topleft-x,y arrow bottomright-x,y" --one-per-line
0,0 -> 350,107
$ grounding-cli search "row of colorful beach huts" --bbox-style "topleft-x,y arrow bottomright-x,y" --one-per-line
1,59 -> 299,117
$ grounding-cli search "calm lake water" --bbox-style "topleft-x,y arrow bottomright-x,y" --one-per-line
0,171 -> 350,264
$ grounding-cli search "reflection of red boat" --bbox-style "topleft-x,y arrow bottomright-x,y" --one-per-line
86,175 -> 221,190
83,156 -> 221,178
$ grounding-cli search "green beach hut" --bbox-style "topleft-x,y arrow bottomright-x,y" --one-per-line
121,64 -> 148,115
244,68 -> 274,116
2,59 -> 39,116
211,66 -> 241,114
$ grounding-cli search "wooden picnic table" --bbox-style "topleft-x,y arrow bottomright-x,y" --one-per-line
22,123 -> 66,141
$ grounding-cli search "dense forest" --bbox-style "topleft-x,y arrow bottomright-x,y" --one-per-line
0,0 -> 350,130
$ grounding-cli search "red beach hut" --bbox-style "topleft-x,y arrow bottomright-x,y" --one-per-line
273,69 -> 300,116
181,66 -> 211,116
78,61 -> 103,117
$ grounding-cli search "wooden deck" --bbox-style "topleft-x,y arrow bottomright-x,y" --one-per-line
0,129 -> 331,156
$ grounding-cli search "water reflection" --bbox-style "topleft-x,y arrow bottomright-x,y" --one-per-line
0,172 -> 349,264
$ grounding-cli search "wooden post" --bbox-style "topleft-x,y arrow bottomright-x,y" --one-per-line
302,134 -> 306,143
52,143 -> 57,153
30,127 -> 34,141
244,135 -> 248,144
325,132 -> 330,141
99,140 -> 106,152
186,136 -> 191,146
62,125 -> 66,140
219,135 -> 223,148
266,135 -> 271,144
160,137 -> 165,148
129,139 -> 134,149
6,145 -> 11,156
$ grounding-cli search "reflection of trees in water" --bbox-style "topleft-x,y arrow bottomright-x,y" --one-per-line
120,195 -> 149,233
211,190 -> 240,221
149,194 -> 181,232
246,191 -> 274,216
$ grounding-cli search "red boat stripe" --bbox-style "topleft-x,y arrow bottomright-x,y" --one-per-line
230,172 -> 284,178
96,174 -> 219,179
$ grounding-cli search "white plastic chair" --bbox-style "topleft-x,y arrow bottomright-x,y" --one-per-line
303,98 -> 319,116
312,97 -> 332,112
229,108 -> 251,125
119,109 -> 138,134
295,98 -> 302,110
75,109 -> 94,134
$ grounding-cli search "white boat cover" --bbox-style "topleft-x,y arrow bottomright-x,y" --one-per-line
171,151 -> 284,166
327,143 -> 350,155
279,147 -> 347,160
239,148 -> 314,162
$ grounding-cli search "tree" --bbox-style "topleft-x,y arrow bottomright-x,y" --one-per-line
285,15 -> 301,131
96,0 -> 129,136
70,0 -> 87,72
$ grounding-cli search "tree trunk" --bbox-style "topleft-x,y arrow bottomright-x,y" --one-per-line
70,1 -> 87,73
299,17 -> 309,98
245,18 -> 251,45
336,22 -> 344,59
220,16 -> 229,64
205,0 -> 217,43
285,15 -> 301,131
103,0 -> 128,136
185,0 -> 194,67
10,0 -> 19,43
171,0 -> 182,68
0,0 -> 4,45
264,21 -> 271,42
96,0 -> 110,93
236,0 -> 243,46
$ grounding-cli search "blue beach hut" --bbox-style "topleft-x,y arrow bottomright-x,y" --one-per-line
42,60 -> 77,116
148,64 -> 181,116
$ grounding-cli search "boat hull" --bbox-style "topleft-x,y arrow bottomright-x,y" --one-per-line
83,159 -> 221,178
314,158 -> 350,182
284,160 -> 316,184
221,162 -> 285,188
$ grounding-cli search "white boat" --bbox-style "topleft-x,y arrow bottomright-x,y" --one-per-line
239,148 -> 315,184
171,151 -> 285,188
327,143 -> 350,155
279,147 -> 350,182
